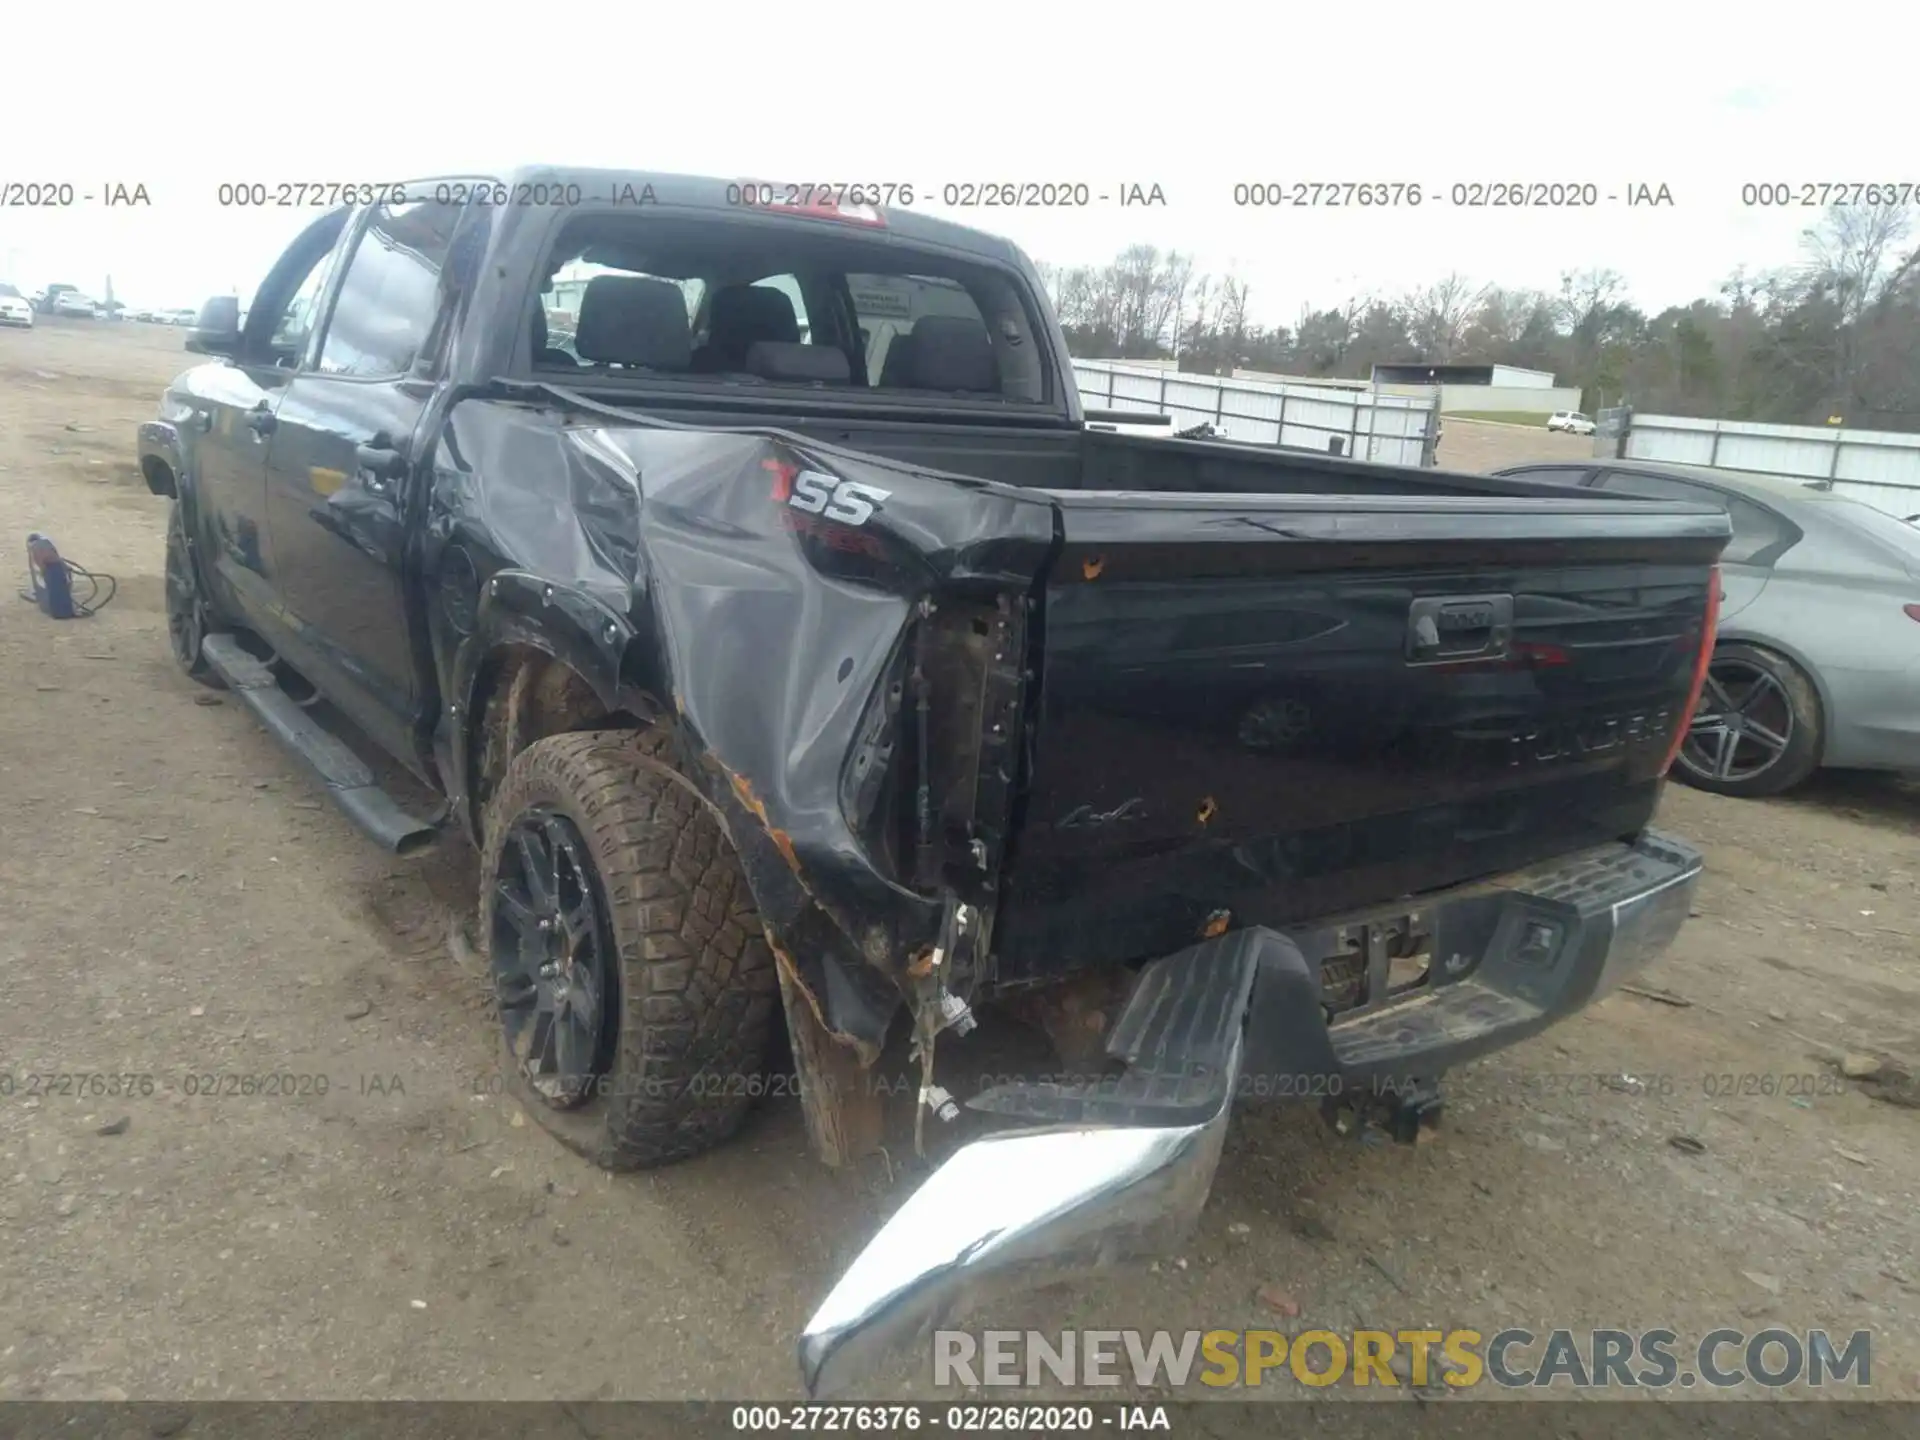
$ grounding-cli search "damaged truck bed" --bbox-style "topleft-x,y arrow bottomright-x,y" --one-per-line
137,167 -> 1731,1397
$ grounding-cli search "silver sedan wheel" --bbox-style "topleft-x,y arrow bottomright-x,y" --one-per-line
1679,657 -> 1794,784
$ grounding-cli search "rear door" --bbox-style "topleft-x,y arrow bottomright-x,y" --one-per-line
262,194 -> 465,763
989,489 -> 1728,982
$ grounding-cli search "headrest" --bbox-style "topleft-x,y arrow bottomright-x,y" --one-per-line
708,285 -> 801,348
877,331 -> 917,388
904,315 -> 998,393
745,341 -> 851,384
575,276 -> 691,370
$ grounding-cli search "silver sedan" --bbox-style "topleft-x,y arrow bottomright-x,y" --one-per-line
1494,458 -> 1920,797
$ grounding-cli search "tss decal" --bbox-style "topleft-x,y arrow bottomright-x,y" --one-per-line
772,462 -> 893,526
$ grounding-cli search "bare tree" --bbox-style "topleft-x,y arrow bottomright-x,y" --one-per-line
1793,203 -> 1918,414
1217,275 -> 1250,353
1555,268 -> 1628,337
1403,272 -> 1489,360
1292,291 -> 1372,375
1042,223 -> 1920,431
1802,203 -> 1914,319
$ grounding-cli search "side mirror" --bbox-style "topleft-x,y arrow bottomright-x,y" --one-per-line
185,295 -> 243,356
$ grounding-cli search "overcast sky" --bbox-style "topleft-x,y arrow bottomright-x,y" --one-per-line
2,2 -> 1906,324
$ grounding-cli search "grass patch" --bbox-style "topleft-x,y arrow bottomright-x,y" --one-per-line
1444,410 -> 1554,425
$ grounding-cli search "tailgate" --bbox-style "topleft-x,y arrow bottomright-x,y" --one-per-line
989,491 -> 1728,983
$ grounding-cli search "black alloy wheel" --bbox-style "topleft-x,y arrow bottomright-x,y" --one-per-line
489,806 -> 618,1106
164,504 -> 220,686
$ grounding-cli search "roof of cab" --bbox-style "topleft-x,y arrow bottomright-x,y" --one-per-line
441,165 -> 1029,266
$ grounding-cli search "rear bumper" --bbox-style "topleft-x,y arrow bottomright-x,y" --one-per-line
1821,664 -> 1920,773
797,827 -> 1701,1397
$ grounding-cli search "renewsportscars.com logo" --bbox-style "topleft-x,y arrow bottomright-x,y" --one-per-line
933,1327 -> 1873,1391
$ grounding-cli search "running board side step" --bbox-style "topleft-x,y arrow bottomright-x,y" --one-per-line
200,633 -> 442,856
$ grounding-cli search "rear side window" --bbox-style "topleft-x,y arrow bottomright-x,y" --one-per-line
1501,465 -> 1593,486
1599,472 -> 1797,566
1717,495 -> 1797,565
1597,471 -> 1708,503
316,199 -> 463,378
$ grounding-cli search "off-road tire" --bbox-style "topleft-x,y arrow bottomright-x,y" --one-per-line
1672,642 -> 1823,799
478,728 -> 778,1168
164,502 -> 221,688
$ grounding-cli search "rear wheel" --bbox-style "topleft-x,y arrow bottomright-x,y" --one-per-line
1673,643 -> 1822,797
163,502 -> 221,688
478,729 -> 779,1169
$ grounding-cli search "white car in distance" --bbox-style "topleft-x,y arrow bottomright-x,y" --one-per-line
0,285 -> 32,329
1547,410 -> 1596,435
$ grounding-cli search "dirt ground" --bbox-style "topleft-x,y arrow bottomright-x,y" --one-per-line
0,324 -> 1916,1405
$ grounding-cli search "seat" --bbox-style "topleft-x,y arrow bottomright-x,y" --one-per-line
692,285 -> 801,373
573,275 -> 692,372
744,341 -> 851,385
894,315 -> 1000,394
876,330 -> 916,389
530,303 -> 578,368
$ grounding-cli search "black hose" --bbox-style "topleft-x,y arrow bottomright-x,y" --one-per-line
58,561 -> 119,617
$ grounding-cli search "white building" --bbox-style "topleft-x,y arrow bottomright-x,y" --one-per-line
1369,363 -> 1582,417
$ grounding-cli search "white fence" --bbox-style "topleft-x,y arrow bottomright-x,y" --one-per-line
1072,360 -> 1436,467
1620,414 -> 1920,519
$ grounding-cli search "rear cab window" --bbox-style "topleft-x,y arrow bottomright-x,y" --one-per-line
523,210 -> 1050,407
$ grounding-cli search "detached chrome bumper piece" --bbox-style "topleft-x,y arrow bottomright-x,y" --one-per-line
797,828 -> 1703,1397
798,939 -> 1256,1400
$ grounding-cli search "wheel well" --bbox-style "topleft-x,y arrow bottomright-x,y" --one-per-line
467,645 -> 649,825
141,455 -> 177,497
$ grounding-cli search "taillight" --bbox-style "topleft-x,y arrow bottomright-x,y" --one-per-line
1904,604 -> 1920,623
1661,564 -> 1721,776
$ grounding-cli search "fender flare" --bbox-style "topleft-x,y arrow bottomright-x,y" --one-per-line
446,568 -> 898,1062
447,569 -> 653,828
137,419 -> 183,497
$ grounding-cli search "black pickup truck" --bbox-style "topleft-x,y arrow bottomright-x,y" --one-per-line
138,168 -> 1728,1397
